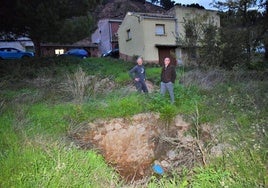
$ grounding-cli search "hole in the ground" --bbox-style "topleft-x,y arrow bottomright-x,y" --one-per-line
70,113 -> 206,182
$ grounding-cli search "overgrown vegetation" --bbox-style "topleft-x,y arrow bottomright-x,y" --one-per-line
0,57 -> 267,187
176,0 -> 268,69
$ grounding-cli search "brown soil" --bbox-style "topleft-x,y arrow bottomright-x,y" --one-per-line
70,113 -> 210,182
126,80 -> 156,93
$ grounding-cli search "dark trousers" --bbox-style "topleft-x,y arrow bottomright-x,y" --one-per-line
135,80 -> 148,93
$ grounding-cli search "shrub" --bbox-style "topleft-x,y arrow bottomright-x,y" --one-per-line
61,67 -> 97,103
159,104 -> 177,127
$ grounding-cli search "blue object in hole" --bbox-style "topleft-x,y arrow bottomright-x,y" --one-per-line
152,164 -> 164,175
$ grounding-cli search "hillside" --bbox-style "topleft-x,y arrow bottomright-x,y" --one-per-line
93,0 -> 165,20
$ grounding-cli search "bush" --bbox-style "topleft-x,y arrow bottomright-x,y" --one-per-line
159,104 -> 177,126
60,67 -> 95,103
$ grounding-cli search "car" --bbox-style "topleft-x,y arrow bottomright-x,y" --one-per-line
102,49 -> 119,58
62,48 -> 89,59
0,47 -> 34,60
255,45 -> 265,54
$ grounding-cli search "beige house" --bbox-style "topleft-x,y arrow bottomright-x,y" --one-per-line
118,5 -> 220,65
168,6 -> 220,65
118,12 -> 177,65
168,6 -> 220,38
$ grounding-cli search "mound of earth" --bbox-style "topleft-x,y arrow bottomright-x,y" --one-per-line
70,113 -> 224,181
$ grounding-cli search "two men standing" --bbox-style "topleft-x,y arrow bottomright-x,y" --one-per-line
129,57 -> 176,103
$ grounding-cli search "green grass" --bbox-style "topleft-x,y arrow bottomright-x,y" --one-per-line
0,57 -> 267,187
146,67 -> 161,83
0,109 -> 119,188
0,138 -> 118,187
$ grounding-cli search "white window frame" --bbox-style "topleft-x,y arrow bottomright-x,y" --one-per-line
126,29 -> 132,41
155,24 -> 165,36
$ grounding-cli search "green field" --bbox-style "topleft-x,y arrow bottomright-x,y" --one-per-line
0,57 -> 267,187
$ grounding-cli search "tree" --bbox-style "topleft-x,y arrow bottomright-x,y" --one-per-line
161,0 -> 175,10
131,0 -> 146,3
150,0 -> 175,10
186,3 -> 205,9
213,0 -> 266,68
199,24 -> 221,67
58,15 -> 94,44
260,0 -> 268,60
174,14 -> 215,66
0,0 -> 99,56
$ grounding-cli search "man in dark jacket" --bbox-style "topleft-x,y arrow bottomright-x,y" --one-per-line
160,57 -> 176,103
129,57 -> 148,93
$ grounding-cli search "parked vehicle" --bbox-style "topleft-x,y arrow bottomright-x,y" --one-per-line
0,47 -> 34,60
102,49 -> 119,58
62,49 -> 88,59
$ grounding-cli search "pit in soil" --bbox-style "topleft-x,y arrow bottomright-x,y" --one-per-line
71,113 -> 204,181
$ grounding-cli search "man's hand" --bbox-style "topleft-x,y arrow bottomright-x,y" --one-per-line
135,78 -> 140,82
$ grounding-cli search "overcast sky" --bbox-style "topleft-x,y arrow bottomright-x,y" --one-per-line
174,0 -> 216,10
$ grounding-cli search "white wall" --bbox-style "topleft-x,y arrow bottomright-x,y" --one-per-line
91,19 -> 112,54
118,14 -> 145,59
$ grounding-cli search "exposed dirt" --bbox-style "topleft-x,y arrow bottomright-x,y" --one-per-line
126,80 -> 156,93
70,113 -> 219,181
71,113 -> 160,181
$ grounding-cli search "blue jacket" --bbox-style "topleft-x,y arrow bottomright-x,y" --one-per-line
129,65 -> 146,81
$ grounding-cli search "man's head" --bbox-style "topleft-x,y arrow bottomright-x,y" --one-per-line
137,57 -> 143,65
164,57 -> 170,67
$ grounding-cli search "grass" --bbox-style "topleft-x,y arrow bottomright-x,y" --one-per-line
0,57 -> 267,187
0,136 -> 118,187
0,107 -> 119,187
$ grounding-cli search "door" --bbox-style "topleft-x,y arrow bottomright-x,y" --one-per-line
158,47 -> 176,66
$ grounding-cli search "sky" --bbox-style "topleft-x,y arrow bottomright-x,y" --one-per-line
173,0 -> 216,10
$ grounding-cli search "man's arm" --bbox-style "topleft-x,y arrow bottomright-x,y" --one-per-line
171,66 -> 177,83
160,67 -> 164,82
144,67 -> 146,80
129,66 -> 137,79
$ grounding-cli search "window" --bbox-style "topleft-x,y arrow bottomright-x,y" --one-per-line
55,49 -> 64,55
126,29 -> 131,41
155,24 -> 165,35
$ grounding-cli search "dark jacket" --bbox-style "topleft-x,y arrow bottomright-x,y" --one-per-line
161,64 -> 176,83
129,65 -> 146,81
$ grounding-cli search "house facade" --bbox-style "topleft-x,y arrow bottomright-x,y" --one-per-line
118,12 -> 177,65
91,19 -> 122,55
168,6 -> 220,38
118,6 -> 220,65
168,6 -> 220,65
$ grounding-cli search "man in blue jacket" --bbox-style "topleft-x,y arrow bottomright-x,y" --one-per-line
129,57 -> 148,93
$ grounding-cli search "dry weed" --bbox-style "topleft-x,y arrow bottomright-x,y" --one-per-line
0,100 -> 5,115
182,69 -> 226,89
60,67 -> 96,103
61,67 -> 116,103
